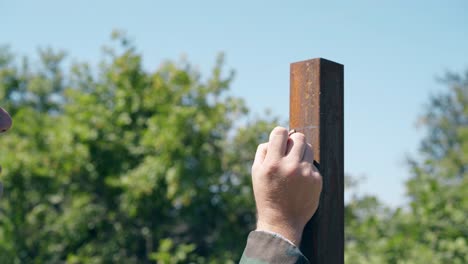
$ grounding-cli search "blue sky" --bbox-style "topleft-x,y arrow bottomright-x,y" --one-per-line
2,0 -> 467,206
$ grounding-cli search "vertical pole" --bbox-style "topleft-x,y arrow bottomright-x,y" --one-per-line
290,58 -> 344,263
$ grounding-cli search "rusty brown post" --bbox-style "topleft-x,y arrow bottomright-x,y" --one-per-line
290,58 -> 344,263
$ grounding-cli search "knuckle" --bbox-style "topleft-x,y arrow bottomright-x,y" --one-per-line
284,163 -> 301,177
271,126 -> 288,136
301,165 -> 313,176
291,132 -> 306,142
257,142 -> 267,151
312,171 -> 323,185
301,163 -> 321,178
264,161 -> 281,175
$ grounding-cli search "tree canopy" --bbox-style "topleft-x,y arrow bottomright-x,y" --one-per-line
0,33 -> 277,263
345,71 -> 468,263
0,33 -> 467,263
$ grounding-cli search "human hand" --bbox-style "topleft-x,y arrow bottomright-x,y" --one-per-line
251,126 -> 322,246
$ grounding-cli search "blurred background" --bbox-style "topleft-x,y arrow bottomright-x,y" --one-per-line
1,1 -> 467,263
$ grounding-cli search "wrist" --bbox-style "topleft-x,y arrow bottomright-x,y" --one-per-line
256,220 -> 304,246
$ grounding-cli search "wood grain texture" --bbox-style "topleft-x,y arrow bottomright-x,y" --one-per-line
290,58 -> 344,264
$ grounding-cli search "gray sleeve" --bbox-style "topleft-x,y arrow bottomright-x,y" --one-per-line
239,231 -> 309,264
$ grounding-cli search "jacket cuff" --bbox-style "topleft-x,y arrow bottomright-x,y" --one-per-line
240,231 -> 309,264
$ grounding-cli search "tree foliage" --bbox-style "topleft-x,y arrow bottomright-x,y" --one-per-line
345,71 -> 468,263
0,34 -> 276,263
1,33 -> 467,263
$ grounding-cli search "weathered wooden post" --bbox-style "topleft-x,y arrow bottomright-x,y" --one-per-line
290,58 -> 344,263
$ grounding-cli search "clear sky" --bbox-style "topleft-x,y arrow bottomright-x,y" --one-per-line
2,0 -> 467,207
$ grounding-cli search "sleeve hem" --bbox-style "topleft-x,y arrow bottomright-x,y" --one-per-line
240,231 -> 310,264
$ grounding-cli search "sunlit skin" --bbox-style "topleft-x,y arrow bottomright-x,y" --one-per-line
0,107 -> 13,197
252,126 -> 322,246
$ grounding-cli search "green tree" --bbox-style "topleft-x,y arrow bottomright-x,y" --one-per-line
345,71 -> 468,263
402,72 -> 468,263
4,31 -> 466,264
0,33 -> 276,263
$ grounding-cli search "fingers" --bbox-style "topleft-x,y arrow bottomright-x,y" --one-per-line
302,143 -> 314,163
301,143 -> 321,181
265,127 -> 288,162
253,143 -> 268,168
261,127 -> 314,165
286,133 -> 307,162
